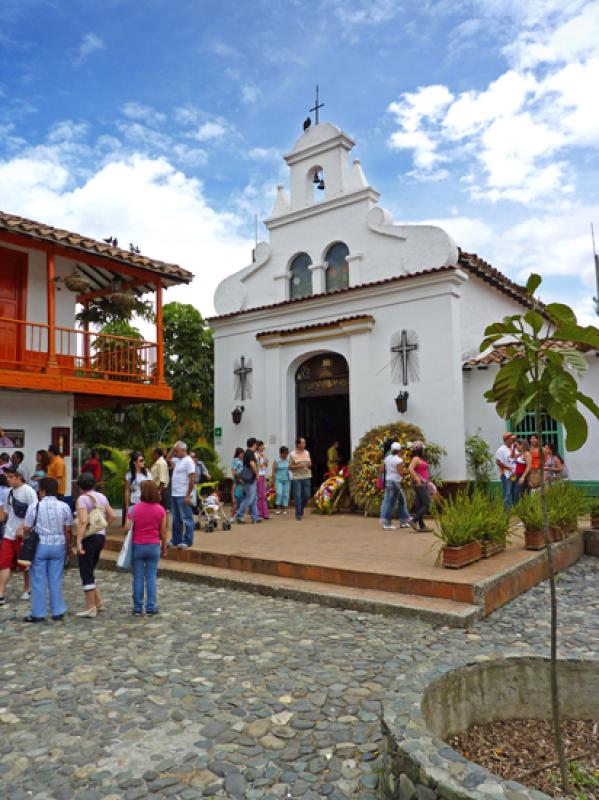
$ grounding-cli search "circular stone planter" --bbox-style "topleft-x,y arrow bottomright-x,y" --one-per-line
380,656 -> 599,800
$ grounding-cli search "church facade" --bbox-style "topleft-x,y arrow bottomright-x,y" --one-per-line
210,122 -> 598,486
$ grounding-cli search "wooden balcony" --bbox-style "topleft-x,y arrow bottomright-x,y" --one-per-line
0,317 -> 172,404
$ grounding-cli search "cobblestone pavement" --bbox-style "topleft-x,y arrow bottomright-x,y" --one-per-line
0,557 -> 597,800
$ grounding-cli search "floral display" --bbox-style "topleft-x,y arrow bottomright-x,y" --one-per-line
266,485 -> 276,509
313,466 -> 349,514
348,422 -> 446,516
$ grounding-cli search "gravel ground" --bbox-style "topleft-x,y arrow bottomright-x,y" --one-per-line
0,556 -> 597,800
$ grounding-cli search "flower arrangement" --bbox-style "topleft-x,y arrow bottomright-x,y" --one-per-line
348,422 -> 445,516
313,466 -> 348,514
266,485 -> 276,509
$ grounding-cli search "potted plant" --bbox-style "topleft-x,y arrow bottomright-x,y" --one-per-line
589,498 -> 599,528
546,481 -> 586,539
515,492 -> 545,550
433,491 -> 484,568
478,492 -> 510,557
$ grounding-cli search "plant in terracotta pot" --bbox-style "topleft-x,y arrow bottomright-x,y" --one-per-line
432,490 -> 484,568
546,480 -> 586,539
588,498 -> 599,528
478,492 -> 511,557
515,492 -> 545,550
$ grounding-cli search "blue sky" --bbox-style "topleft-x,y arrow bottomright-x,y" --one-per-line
1,0 -> 598,319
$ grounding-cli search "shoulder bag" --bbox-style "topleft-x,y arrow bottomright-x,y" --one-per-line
8,489 -> 30,519
17,503 -> 40,567
239,465 -> 255,484
83,494 -> 108,538
116,509 -> 133,571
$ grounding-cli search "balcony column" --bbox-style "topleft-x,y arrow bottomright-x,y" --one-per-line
83,304 -> 91,371
46,252 -> 59,371
156,280 -> 165,384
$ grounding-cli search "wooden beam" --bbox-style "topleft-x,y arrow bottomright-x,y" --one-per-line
0,367 -> 173,400
0,229 -> 184,287
46,252 -> 59,370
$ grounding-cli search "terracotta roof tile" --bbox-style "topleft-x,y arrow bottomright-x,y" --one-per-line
463,340 -> 590,368
0,210 -> 193,286
256,314 -> 375,339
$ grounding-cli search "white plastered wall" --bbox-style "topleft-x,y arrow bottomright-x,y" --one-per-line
213,272 -> 469,480
0,390 -> 74,492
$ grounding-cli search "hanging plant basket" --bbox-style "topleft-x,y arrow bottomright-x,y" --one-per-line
108,289 -> 136,308
63,270 -> 92,294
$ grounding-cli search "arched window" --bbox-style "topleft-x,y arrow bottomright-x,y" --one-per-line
325,242 -> 349,292
289,253 -> 313,300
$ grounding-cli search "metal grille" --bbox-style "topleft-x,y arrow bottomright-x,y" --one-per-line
509,412 -> 562,450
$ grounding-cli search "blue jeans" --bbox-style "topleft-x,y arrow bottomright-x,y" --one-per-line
236,481 -> 258,521
30,543 -> 67,619
500,474 -> 519,509
292,478 -> 312,519
275,478 -> 290,507
132,543 -> 161,612
171,496 -> 195,546
380,481 -> 409,525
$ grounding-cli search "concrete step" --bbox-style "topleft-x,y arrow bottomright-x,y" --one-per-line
99,548 -> 480,628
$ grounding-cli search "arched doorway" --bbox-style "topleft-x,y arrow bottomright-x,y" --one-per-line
295,352 -> 350,485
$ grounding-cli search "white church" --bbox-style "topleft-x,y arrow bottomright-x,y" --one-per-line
210,120 -> 598,487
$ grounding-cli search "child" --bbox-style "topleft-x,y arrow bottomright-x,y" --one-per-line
256,441 -> 270,520
272,446 -> 291,515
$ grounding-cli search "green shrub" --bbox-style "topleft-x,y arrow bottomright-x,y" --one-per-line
589,497 -> 599,519
465,431 -> 495,492
480,491 -> 511,543
546,481 -> 585,533
433,490 -> 486,547
515,491 -> 544,532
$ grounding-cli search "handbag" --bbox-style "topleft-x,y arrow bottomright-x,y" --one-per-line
376,465 -> 386,492
117,528 -> 133,571
528,469 -> 542,489
8,489 -> 30,519
239,465 -> 254,484
17,503 -> 40,567
83,494 -> 108,538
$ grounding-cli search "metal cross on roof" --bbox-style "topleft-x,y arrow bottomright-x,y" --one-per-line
234,356 -> 253,401
391,329 -> 418,386
309,84 -> 325,125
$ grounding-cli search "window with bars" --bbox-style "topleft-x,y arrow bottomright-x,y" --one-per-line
508,412 -> 563,452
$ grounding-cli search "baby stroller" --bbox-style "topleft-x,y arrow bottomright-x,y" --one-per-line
196,481 -> 233,532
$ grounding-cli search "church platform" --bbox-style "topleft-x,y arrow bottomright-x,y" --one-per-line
101,513 -> 585,628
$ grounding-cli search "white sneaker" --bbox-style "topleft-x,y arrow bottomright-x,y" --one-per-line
400,522 -> 411,528
382,524 -> 397,530
177,543 -> 188,549
20,591 -> 31,601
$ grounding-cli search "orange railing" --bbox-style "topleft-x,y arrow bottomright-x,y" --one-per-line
0,317 -> 159,384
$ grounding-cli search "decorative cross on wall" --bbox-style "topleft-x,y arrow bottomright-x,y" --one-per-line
233,356 -> 253,401
390,329 -> 419,386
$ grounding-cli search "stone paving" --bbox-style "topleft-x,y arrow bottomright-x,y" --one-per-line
0,557 -> 597,800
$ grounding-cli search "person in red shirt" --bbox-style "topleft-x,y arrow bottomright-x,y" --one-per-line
81,450 -> 101,483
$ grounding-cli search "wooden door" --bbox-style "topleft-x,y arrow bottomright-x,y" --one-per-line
0,247 -> 26,365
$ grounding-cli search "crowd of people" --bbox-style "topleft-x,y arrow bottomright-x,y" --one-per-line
230,436 -> 314,523
495,432 -> 568,509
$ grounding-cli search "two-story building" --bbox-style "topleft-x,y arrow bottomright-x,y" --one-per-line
0,211 -> 193,487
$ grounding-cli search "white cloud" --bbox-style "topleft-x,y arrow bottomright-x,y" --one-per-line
333,0 -> 400,30
241,84 -> 260,104
0,150 -> 251,316
387,3 -> 599,204
193,121 -> 227,141
121,102 -> 166,126
75,32 -> 105,65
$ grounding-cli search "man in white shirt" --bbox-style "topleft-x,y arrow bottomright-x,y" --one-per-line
495,432 -> 517,509
167,441 -> 196,549
11,451 -> 30,484
0,466 -> 37,605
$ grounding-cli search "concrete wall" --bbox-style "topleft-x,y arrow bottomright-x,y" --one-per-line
0,390 -> 73,492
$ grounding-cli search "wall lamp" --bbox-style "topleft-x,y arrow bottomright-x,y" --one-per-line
112,405 -> 126,425
231,406 -> 245,425
395,391 -> 409,414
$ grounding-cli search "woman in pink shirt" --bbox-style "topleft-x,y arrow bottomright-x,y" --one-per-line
127,480 -> 167,616
408,442 -> 433,532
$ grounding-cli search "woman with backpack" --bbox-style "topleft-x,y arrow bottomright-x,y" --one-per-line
75,472 -> 114,618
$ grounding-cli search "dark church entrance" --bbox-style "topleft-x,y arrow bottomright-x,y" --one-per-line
295,352 -> 350,486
